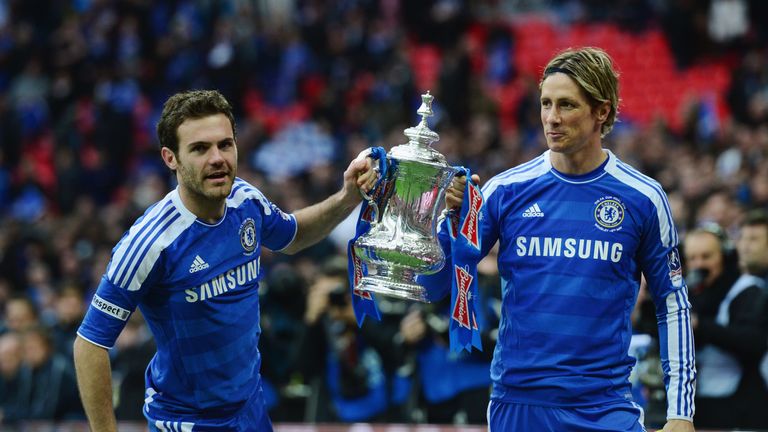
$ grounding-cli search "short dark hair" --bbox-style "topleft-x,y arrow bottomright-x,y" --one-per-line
741,209 -> 768,232
156,90 -> 235,154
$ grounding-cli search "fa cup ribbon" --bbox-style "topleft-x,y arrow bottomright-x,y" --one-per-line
348,146 -> 387,326
448,167 -> 484,353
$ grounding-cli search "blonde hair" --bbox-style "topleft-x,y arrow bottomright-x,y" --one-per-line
540,47 -> 620,137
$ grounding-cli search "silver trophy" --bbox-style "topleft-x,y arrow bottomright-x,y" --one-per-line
354,92 -> 459,302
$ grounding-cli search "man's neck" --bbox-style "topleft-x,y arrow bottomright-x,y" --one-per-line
178,187 -> 226,223
550,147 -> 607,175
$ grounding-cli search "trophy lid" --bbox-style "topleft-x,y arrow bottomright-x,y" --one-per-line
390,91 -> 450,167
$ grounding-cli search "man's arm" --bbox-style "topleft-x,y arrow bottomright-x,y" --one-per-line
632,189 -> 695,427
282,156 -> 374,254
282,190 -> 359,254
661,419 -> 694,431
73,335 -> 118,432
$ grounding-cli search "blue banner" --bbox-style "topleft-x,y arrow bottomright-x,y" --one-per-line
447,168 -> 484,353
347,146 -> 388,325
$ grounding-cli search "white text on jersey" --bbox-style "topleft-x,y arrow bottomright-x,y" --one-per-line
184,257 -> 260,302
515,236 -> 623,262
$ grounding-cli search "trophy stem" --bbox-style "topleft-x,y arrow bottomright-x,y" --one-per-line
356,265 -> 430,303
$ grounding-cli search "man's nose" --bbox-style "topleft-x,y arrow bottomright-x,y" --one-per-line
208,147 -> 225,164
546,108 -> 561,124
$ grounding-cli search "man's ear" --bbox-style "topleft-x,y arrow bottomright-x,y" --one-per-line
595,101 -> 611,124
161,147 -> 178,171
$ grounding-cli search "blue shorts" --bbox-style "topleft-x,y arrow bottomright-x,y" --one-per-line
146,389 -> 273,432
147,410 -> 272,432
489,399 -> 646,432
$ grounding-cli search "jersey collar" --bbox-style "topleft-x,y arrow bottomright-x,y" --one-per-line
547,149 -> 614,184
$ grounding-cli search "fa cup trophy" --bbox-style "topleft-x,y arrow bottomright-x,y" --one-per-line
353,92 -> 459,302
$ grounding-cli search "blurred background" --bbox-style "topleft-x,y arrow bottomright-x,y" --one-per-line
1,0 -> 767,430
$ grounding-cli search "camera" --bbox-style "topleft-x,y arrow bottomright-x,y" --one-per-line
685,268 -> 709,293
328,285 -> 348,307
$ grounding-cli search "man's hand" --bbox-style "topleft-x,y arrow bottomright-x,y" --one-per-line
399,309 -> 427,345
342,149 -> 377,206
445,173 -> 481,211
304,278 -> 333,325
659,419 -> 694,432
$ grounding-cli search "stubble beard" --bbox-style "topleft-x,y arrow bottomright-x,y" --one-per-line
178,163 -> 234,204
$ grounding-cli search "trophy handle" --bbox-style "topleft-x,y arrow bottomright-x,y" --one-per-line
359,148 -> 389,225
359,186 -> 379,224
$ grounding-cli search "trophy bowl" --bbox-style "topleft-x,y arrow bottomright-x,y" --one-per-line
353,92 -> 458,302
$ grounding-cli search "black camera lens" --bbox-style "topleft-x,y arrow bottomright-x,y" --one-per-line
685,268 -> 709,292
329,286 -> 348,306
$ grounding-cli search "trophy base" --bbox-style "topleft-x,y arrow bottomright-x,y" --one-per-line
357,267 -> 430,303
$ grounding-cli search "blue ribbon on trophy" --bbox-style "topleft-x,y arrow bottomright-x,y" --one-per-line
446,167 -> 484,353
347,146 -> 388,325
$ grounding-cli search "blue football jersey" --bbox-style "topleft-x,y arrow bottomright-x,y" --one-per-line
77,178 -> 297,424
429,150 -> 695,421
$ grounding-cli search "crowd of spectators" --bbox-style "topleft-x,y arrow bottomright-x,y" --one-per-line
1,0 -> 768,428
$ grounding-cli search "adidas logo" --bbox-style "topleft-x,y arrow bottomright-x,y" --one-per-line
189,255 -> 210,273
522,203 -> 544,218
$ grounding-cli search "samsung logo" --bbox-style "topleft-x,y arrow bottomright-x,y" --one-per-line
185,257 -> 260,303
515,236 -> 623,263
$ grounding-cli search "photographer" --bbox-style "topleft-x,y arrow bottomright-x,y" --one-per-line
683,222 -> 768,429
258,263 -> 310,421
397,252 -> 499,424
683,224 -> 741,334
297,256 -> 411,422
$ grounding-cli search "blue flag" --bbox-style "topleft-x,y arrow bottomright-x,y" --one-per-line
446,168 -> 484,353
347,146 -> 388,325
